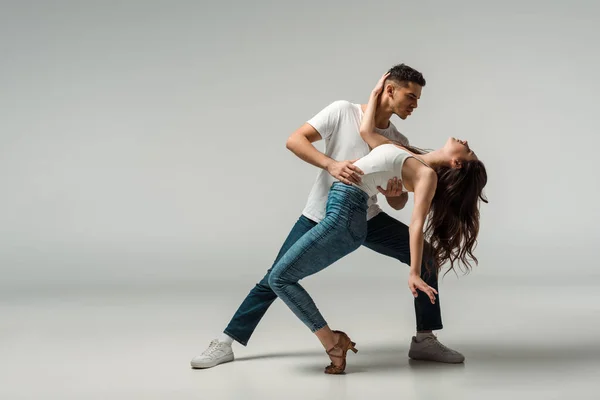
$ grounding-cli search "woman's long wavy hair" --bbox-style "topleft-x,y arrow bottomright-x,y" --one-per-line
396,142 -> 488,277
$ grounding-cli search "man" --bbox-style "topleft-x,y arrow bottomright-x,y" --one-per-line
191,63 -> 465,369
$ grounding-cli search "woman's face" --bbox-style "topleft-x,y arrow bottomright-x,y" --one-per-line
445,137 -> 478,168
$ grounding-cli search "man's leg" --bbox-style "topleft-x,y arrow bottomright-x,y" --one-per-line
363,212 -> 464,363
190,215 -> 317,369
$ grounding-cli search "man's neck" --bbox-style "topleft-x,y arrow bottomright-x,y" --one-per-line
360,103 -> 392,130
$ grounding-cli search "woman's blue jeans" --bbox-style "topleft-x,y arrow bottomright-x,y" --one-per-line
223,183 -> 442,346
267,182 -> 369,332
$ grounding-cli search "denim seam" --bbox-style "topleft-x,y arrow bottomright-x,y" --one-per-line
346,206 -> 367,242
280,284 -> 325,332
311,320 -> 328,333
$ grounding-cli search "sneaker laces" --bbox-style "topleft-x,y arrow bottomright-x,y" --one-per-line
200,340 -> 221,357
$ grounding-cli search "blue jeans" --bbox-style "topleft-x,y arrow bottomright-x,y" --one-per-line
224,186 -> 442,346
268,182 -> 369,332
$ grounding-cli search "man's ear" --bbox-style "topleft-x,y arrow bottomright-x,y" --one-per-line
385,83 -> 395,97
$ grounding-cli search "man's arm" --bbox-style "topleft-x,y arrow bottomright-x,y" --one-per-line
285,123 -> 329,169
286,123 -> 364,185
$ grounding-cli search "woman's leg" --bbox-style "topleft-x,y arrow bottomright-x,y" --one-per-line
268,184 -> 367,370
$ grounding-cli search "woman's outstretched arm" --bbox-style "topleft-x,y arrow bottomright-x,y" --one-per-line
407,168 -> 438,304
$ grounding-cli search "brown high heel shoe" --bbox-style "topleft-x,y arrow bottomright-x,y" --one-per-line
324,330 -> 358,374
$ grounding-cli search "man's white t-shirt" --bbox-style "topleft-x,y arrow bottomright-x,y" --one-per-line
301,100 -> 409,223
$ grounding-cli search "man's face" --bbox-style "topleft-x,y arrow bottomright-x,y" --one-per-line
387,81 -> 422,120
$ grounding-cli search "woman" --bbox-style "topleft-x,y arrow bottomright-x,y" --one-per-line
268,73 -> 488,374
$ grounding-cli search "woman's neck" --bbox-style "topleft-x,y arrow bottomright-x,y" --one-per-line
391,145 -> 450,169
419,150 -> 451,169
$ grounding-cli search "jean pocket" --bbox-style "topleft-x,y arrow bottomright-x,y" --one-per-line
346,206 -> 367,242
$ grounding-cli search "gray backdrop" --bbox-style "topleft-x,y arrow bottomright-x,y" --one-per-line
1,0 -> 599,291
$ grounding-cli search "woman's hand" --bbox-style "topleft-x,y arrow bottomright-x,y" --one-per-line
377,177 -> 403,197
408,273 -> 438,304
371,72 -> 391,96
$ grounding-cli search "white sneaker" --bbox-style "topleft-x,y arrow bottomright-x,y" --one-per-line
190,339 -> 234,369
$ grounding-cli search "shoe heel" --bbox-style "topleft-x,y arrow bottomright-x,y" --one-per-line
349,342 -> 358,353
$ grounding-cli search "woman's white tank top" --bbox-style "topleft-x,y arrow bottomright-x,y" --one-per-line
352,144 -> 430,197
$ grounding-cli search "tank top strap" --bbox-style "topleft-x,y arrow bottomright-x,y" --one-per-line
408,155 -> 432,169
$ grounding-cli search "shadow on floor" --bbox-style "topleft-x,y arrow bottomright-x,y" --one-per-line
232,340 -> 600,374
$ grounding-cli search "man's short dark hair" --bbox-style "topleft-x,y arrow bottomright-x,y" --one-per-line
387,63 -> 426,87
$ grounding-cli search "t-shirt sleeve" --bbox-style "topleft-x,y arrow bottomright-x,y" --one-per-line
306,100 -> 348,141
402,133 -> 410,146
391,124 -> 410,146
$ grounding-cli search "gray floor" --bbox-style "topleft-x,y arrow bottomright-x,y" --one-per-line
2,275 -> 599,399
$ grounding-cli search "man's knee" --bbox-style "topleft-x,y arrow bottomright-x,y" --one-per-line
254,280 -> 274,294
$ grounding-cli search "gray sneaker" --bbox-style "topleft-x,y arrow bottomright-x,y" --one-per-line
408,335 -> 465,363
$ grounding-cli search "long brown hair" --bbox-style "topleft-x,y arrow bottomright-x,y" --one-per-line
395,142 -> 488,276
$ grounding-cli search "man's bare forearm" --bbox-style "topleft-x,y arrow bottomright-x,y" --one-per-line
286,135 -> 334,170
